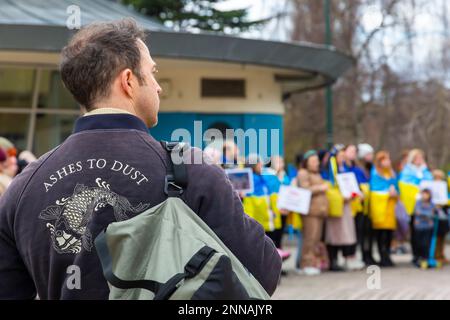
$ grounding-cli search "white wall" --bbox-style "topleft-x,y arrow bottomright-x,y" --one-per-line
156,58 -> 286,115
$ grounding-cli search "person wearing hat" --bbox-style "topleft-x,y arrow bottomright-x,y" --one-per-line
344,144 -> 377,266
355,143 -> 378,265
357,143 -> 374,178
292,150 -> 329,276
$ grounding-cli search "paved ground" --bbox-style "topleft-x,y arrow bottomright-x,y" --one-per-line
273,244 -> 450,300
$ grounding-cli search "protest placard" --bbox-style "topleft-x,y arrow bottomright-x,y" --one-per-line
420,180 -> 449,205
277,185 -> 312,215
225,168 -> 254,194
336,172 -> 362,199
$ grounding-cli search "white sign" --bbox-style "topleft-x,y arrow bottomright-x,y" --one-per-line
277,185 -> 312,215
336,172 -> 362,198
225,168 -> 254,194
420,181 -> 449,205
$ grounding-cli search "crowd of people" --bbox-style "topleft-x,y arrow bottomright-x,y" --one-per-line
0,137 -> 36,196
207,141 -> 450,276
1,135 -> 449,278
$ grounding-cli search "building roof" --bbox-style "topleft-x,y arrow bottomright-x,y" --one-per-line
0,0 -> 167,30
0,0 -> 354,94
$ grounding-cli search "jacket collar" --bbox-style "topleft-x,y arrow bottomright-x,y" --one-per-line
73,113 -> 149,134
83,107 -> 134,117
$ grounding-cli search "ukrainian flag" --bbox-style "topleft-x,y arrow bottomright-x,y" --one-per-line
398,164 -> 433,215
243,172 -> 282,232
369,169 -> 398,230
264,169 -> 302,231
325,156 -> 345,218
327,156 -> 367,217
360,182 -> 370,215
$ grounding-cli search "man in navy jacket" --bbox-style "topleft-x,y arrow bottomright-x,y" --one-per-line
0,18 -> 281,299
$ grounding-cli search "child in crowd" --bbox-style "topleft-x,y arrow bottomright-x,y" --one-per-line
413,189 -> 435,268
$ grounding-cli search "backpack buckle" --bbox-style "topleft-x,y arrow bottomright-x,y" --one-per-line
164,174 -> 184,196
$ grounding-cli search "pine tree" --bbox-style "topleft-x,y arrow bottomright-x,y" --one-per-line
121,0 -> 270,34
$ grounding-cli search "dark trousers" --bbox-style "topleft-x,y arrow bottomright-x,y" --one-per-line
375,230 -> 393,262
410,215 -> 417,260
414,228 -> 433,260
351,212 -> 374,259
327,245 -> 354,263
266,215 -> 288,249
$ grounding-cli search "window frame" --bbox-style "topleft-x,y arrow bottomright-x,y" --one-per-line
201,78 -> 246,98
0,64 -> 81,153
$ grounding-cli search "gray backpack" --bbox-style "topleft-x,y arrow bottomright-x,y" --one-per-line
94,142 -> 270,300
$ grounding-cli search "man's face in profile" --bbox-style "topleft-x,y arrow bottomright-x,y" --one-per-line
134,39 -> 162,128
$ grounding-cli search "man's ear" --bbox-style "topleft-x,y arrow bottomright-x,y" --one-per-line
119,69 -> 133,98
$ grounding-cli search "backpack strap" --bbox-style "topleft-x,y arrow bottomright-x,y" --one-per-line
161,141 -> 188,197
153,246 -> 216,300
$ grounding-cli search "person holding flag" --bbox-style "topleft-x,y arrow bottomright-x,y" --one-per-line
369,151 -> 399,267
325,146 -> 364,271
399,149 -> 433,263
399,149 -> 433,214
242,154 -> 289,261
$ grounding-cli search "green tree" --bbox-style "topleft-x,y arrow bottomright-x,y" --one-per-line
121,0 -> 270,34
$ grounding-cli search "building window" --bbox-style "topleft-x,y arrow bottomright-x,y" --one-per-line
0,67 -> 35,108
38,70 -> 79,110
0,66 -> 80,156
201,78 -> 246,98
34,113 -> 78,156
0,113 -> 30,151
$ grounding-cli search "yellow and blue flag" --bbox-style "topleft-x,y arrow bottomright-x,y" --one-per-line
398,164 -> 433,215
243,171 -> 282,232
369,168 -> 398,229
